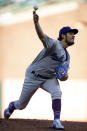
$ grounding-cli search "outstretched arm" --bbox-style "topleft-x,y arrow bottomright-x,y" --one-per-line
33,11 -> 46,46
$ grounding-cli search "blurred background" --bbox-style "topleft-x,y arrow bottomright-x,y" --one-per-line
0,0 -> 87,121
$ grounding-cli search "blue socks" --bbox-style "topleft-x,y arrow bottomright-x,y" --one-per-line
52,99 -> 61,119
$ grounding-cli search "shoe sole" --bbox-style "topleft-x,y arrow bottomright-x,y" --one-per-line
52,126 -> 64,130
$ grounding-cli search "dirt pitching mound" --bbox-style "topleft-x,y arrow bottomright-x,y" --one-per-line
0,119 -> 87,131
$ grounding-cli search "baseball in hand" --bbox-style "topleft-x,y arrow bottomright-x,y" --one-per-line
33,5 -> 38,11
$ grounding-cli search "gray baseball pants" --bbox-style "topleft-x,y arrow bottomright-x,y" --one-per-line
14,68 -> 62,110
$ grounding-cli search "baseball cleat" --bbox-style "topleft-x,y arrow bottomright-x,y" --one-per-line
52,119 -> 64,130
4,102 -> 15,119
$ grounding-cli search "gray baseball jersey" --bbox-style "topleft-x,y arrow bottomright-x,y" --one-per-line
28,35 -> 70,78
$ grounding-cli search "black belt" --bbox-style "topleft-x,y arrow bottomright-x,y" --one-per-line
31,71 -> 50,79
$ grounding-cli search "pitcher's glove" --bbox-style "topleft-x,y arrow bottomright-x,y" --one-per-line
56,62 -> 69,81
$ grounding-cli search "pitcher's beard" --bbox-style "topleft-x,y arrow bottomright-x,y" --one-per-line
67,41 -> 74,46
65,38 -> 74,46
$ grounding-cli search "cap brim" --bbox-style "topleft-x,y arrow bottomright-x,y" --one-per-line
68,29 -> 78,34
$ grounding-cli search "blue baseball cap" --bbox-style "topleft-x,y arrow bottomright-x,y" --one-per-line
59,26 -> 78,35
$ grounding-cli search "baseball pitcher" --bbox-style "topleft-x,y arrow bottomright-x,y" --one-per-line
4,10 -> 78,130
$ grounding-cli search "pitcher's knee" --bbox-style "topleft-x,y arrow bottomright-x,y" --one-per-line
51,90 -> 62,100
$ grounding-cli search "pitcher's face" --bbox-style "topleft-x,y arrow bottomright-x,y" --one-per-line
65,32 -> 75,46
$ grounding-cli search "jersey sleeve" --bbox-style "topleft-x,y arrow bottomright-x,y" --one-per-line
45,35 -> 56,49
